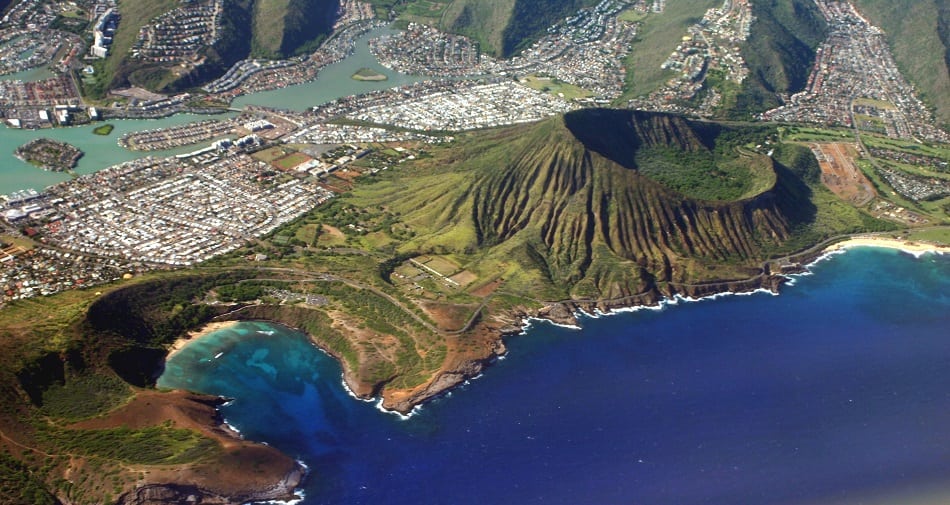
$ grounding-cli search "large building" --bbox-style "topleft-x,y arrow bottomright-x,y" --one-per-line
90,8 -> 119,58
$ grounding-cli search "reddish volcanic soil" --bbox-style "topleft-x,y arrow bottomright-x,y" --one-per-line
71,390 -> 300,497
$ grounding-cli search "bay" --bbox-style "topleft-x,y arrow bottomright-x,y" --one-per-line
158,247 -> 950,505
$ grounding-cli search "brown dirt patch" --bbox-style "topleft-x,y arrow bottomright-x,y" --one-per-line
71,390 -> 229,439
448,270 -> 477,287
470,278 -> 503,298
69,390 -> 300,498
813,143 -> 876,205
322,224 -> 345,239
420,301 -> 479,331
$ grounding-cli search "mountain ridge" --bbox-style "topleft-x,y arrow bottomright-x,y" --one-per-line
439,0 -> 598,57
102,0 -> 337,94
358,110 -> 811,300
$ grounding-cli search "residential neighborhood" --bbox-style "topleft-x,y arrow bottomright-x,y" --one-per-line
761,0 -> 949,143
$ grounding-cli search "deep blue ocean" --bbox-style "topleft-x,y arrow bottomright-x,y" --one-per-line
158,247 -> 950,505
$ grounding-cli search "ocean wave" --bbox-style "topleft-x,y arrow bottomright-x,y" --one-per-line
562,288 -> 779,327
375,398 -> 421,421
519,316 -> 581,335
900,248 -> 947,259
250,489 -> 306,505
222,420 -> 243,437
339,372 -> 375,404
799,247 -> 849,271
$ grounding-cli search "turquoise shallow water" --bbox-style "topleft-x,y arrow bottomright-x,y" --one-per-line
159,247 -> 950,505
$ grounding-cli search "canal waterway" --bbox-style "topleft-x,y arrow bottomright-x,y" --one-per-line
231,26 -> 427,112
0,26 -> 426,195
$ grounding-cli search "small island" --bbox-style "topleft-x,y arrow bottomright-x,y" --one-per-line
14,138 -> 83,172
351,67 -> 388,81
92,124 -> 115,135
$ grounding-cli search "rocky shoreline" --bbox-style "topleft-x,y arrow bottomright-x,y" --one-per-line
179,270 -> 791,420
116,467 -> 303,505
156,234 -> 949,502
377,272 -> 791,414
388,234 -> 950,416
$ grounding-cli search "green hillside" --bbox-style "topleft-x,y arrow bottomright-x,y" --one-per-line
343,109 -> 880,300
439,0 -> 598,57
252,0 -> 337,58
83,0 -> 179,98
621,0 -> 720,100
853,0 -> 950,128
619,0 -> 826,118
731,0 -> 827,118
92,0 -> 337,96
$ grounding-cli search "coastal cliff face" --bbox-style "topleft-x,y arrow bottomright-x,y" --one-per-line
116,469 -> 302,505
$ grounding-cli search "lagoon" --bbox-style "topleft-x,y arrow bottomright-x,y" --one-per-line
0,113 -> 237,195
232,26 -> 427,112
0,26 -> 425,195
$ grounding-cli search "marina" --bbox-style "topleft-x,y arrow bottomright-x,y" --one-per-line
0,26 -> 425,196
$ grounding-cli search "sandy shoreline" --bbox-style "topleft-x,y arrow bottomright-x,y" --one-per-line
823,236 -> 950,255
167,320 -> 240,360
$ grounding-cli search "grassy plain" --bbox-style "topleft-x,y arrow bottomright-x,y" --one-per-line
853,97 -> 897,110
272,152 -> 312,170
618,8 -> 647,23
252,146 -> 296,163
907,228 -> 950,245
781,126 -> 854,143
401,0 -> 449,24
521,75 -> 591,100
860,134 -> 950,160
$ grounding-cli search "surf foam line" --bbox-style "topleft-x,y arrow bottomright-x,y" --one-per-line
249,488 -> 306,505
222,420 -> 242,437
518,316 -> 582,336
247,461 -> 308,505
299,337 -> 410,418
512,282 -> 789,336
335,369 -> 423,421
